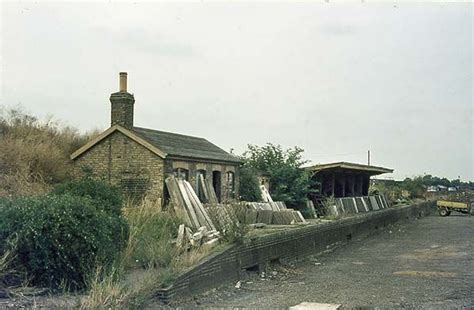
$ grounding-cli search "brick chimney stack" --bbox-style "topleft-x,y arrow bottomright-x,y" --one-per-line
110,72 -> 135,129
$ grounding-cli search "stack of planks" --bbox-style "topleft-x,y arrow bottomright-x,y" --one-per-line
165,176 -> 216,231
197,174 -> 219,204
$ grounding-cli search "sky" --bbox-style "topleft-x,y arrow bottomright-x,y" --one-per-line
1,1 -> 472,181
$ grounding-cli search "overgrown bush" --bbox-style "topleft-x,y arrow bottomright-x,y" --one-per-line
0,194 -> 128,290
52,178 -> 123,216
238,165 -> 262,202
0,107 -> 99,197
241,143 -> 312,208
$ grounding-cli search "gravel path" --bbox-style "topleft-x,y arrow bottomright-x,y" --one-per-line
173,214 -> 474,309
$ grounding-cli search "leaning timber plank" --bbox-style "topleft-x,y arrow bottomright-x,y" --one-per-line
269,202 -> 277,211
183,181 -> 211,229
295,211 -> 306,223
177,180 -> 200,229
260,185 -> 274,203
198,174 -> 209,203
260,185 -> 269,202
184,181 -> 216,231
205,177 -> 219,204
176,224 -> 185,248
282,211 -> 294,225
165,176 -> 192,226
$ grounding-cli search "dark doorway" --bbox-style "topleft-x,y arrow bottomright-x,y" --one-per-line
334,178 -> 344,198
212,171 -> 221,202
196,170 -> 207,202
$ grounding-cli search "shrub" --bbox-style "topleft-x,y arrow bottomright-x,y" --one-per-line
123,199 -> 182,268
0,107 -> 100,197
241,143 -> 312,208
52,178 -> 123,216
238,165 -> 262,202
0,194 -> 128,290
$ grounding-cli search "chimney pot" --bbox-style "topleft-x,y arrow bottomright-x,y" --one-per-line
119,72 -> 127,92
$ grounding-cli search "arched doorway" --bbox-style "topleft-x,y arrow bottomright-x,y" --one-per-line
212,171 -> 221,202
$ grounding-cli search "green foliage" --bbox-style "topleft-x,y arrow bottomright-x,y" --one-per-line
124,203 -> 182,268
242,143 -> 311,208
238,165 -> 262,202
0,194 -> 128,290
319,195 -> 337,217
400,177 -> 426,198
52,178 -> 123,216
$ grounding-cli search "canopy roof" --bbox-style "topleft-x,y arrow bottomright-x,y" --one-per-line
305,161 -> 393,176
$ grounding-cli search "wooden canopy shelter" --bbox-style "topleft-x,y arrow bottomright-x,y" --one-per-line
305,162 -> 393,199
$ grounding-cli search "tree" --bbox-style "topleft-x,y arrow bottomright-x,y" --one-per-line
241,143 -> 311,208
238,164 -> 262,202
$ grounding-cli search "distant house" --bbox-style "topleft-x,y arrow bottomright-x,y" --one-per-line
71,73 -> 241,205
427,185 -> 453,192
305,162 -> 393,202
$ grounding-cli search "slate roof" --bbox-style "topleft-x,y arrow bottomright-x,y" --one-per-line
132,126 -> 241,163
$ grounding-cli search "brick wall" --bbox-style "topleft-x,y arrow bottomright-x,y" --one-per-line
156,201 -> 436,303
73,131 -> 165,203
72,131 -> 241,205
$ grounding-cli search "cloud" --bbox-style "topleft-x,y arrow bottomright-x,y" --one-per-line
96,26 -> 198,58
321,24 -> 357,36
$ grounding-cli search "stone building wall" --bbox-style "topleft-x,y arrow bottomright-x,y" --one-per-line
164,159 -> 240,203
73,131 -> 165,203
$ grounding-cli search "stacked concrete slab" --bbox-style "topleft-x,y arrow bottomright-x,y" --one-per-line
247,201 -> 306,225
331,194 -> 390,217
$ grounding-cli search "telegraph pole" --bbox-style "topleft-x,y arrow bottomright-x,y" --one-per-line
368,150 -> 371,166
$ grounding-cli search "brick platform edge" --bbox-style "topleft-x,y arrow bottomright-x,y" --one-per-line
156,201 -> 435,303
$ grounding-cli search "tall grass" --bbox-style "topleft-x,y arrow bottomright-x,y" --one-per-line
0,107 -> 100,197
81,198 -> 214,309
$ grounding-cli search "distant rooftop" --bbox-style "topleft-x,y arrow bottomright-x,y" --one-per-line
304,161 -> 393,176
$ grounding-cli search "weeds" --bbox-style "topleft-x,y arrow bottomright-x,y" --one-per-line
207,203 -> 249,244
0,107 -> 100,197
122,198 -> 182,269
320,196 -> 342,219
80,198 -> 207,309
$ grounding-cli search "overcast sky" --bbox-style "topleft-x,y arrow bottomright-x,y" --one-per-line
1,1 -> 472,181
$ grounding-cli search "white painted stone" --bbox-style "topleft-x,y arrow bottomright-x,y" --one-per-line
289,302 -> 341,310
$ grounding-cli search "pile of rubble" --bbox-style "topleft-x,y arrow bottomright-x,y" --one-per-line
175,224 -> 220,250
166,176 -> 220,250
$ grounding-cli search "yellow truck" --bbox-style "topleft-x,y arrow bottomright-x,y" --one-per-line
437,200 -> 472,216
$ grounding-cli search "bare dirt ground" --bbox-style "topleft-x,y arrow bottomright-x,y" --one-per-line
171,214 -> 474,309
